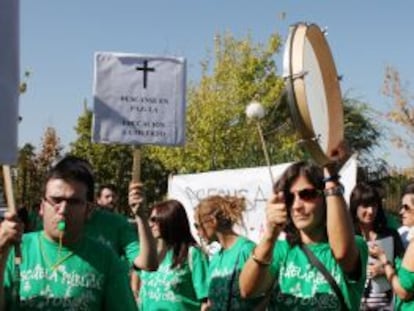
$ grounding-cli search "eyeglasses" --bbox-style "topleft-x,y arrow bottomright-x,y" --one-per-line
148,216 -> 159,224
43,196 -> 86,209
285,188 -> 322,205
401,204 -> 414,212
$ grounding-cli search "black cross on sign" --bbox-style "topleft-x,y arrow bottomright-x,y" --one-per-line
136,60 -> 155,89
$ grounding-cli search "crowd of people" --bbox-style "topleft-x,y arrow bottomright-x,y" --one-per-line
1,151 -> 414,310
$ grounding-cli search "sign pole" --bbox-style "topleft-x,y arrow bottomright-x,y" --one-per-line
132,147 -> 141,183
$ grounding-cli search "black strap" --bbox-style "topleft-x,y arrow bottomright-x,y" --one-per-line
300,244 -> 349,311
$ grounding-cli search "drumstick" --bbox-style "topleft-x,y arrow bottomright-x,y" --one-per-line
256,123 -> 275,185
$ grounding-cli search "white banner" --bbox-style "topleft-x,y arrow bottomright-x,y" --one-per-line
168,157 -> 358,243
92,52 -> 186,146
0,0 -> 19,164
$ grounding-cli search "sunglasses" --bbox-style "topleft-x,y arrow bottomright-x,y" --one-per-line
285,188 -> 322,205
401,204 -> 414,212
43,196 -> 86,209
148,216 -> 159,223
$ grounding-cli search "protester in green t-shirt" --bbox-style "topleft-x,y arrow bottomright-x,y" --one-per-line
139,199 -> 209,311
96,183 -> 118,212
370,182 -> 414,310
349,182 -> 404,310
0,155 -> 137,310
194,195 -> 264,310
240,157 -> 368,310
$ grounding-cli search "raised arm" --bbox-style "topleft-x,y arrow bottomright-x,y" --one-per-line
324,147 -> 359,274
239,192 -> 286,298
129,182 -> 158,271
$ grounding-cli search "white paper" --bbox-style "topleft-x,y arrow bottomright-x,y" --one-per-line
168,158 -> 357,244
0,0 -> 19,164
368,237 -> 394,293
92,52 -> 186,146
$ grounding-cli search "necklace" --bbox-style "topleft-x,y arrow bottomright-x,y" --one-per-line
38,233 -> 75,271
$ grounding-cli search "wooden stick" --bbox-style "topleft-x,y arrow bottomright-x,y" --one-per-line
2,165 -> 21,264
256,123 -> 275,185
2,165 -> 16,213
132,147 -> 141,183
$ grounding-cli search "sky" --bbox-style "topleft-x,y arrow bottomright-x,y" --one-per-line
18,1 -> 414,168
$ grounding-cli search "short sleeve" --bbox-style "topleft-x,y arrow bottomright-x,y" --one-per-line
119,216 -> 140,267
399,266 -> 414,293
236,240 -> 256,269
189,246 -> 209,300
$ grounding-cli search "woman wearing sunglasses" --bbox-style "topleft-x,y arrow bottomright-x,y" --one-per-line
138,199 -> 209,311
239,160 -> 368,311
350,182 -> 404,310
370,183 -> 414,310
194,195 -> 263,310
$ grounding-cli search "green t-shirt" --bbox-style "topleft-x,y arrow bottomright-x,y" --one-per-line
139,246 -> 208,311
395,259 -> 414,310
27,209 -> 43,232
4,231 -> 137,311
84,209 -> 140,267
267,236 -> 368,311
208,236 -> 263,311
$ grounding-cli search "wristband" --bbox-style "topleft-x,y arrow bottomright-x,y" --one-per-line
251,251 -> 272,266
323,184 -> 345,197
322,174 -> 341,183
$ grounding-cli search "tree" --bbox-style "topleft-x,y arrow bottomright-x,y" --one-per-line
147,31 -> 383,176
14,127 -> 63,208
382,65 -> 414,162
147,32 -> 299,173
15,143 -> 38,208
70,104 -> 169,212
37,126 -> 62,172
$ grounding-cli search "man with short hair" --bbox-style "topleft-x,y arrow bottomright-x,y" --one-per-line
0,156 -> 138,310
96,184 -> 118,212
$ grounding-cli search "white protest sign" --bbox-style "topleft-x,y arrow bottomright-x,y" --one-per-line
93,52 -> 186,146
0,0 -> 19,164
168,157 -> 358,244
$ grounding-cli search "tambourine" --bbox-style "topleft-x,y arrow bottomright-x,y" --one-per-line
283,22 -> 344,165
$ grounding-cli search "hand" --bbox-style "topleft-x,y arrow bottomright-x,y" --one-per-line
369,244 -> 388,264
0,212 -> 23,254
265,192 -> 288,237
368,261 -> 385,279
324,140 -> 351,173
128,182 -> 145,217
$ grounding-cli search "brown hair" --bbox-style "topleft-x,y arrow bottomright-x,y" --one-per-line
152,199 -> 197,268
196,195 -> 246,229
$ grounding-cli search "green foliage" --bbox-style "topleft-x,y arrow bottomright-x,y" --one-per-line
16,143 -> 39,209
147,31 -> 382,176
14,127 -> 62,209
147,31 -> 303,174
70,107 -> 169,213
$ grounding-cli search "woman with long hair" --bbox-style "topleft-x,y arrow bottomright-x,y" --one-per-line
138,199 -> 209,310
370,182 -> 414,310
194,195 -> 263,310
350,182 -> 404,310
240,160 -> 368,311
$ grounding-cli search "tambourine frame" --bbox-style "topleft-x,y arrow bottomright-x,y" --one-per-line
284,23 -> 344,165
